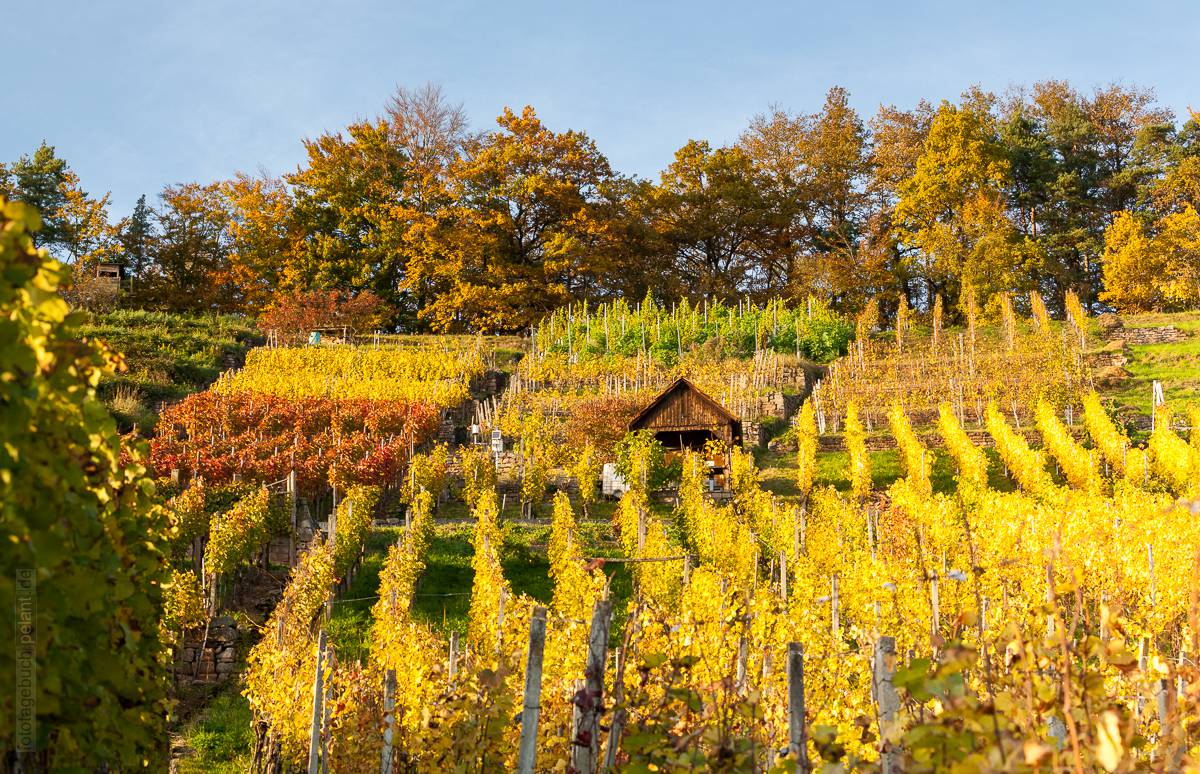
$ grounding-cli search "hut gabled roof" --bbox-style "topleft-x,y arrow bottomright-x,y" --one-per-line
627,376 -> 739,431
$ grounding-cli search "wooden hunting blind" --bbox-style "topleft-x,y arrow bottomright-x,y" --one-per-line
628,377 -> 743,451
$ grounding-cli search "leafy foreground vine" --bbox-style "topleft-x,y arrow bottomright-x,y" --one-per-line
0,199 -> 172,771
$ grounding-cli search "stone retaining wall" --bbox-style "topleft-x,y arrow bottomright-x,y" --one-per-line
1122,326 -> 1189,346
176,616 -> 240,685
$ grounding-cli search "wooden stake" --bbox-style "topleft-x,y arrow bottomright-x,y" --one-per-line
779,550 -> 788,600
573,599 -> 613,774
1148,544 -> 1156,609
307,631 -> 327,774
517,607 -> 548,774
288,469 -> 298,566
603,646 -> 627,773
1138,637 -> 1149,719
736,635 -> 749,693
380,669 -> 396,774
930,572 -> 940,641
787,643 -> 810,773
831,574 -> 840,640
873,636 -> 900,774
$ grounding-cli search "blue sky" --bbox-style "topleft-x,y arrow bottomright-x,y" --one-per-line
7,0 -> 1198,215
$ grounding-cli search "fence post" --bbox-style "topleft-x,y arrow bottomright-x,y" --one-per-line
1157,677 -> 1170,729
517,606 -> 549,774
873,636 -> 901,774
787,642 -> 810,773
1137,637 -> 1149,719
307,631 -> 327,774
449,631 -> 460,678
496,589 -> 506,655
320,651 -> 333,774
573,599 -> 613,774
380,669 -> 396,774
604,647 -> 627,773
1148,544 -> 1156,609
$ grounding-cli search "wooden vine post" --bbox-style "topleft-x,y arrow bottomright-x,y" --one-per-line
831,574 -> 840,639
787,642 -> 810,773
873,636 -> 901,774
380,669 -> 396,774
603,646 -> 628,772
517,606 -> 549,774
307,631 -> 328,774
573,599 -> 613,774
288,468 -> 298,566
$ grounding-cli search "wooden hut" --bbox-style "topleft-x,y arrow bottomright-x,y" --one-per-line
628,377 -> 742,490
628,377 -> 742,450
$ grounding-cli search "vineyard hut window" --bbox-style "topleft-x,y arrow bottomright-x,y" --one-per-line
628,377 -> 742,489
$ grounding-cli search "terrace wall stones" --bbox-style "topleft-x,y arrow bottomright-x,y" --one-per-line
1121,325 -> 1189,346
176,616 -> 240,685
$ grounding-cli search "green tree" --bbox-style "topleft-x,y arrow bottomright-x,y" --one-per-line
118,194 -> 154,282
1,143 -> 118,274
1,143 -> 70,250
0,199 -> 171,770
142,182 -> 233,311
1015,81 -> 1174,310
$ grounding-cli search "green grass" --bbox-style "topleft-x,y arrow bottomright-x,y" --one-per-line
1104,312 -> 1200,417
410,515 -> 638,639
326,497 -> 640,649
174,685 -> 253,774
327,526 -> 404,663
81,310 -> 263,430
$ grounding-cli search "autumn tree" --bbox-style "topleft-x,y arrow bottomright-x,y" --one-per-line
287,119 -> 410,320
866,100 -> 934,318
639,139 -> 772,300
894,92 -> 1024,312
1101,207 -> 1200,311
138,182 -> 233,311
258,289 -> 390,342
740,87 -> 877,307
408,106 -> 624,331
222,173 -> 300,311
